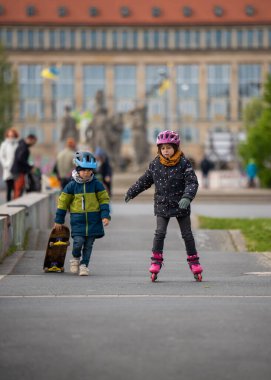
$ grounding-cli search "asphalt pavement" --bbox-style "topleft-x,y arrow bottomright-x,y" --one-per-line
0,201 -> 271,380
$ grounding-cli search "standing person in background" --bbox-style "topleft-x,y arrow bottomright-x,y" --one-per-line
246,158 -> 258,188
11,134 -> 37,199
0,128 -> 19,201
200,155 -> 213,189
94,147 -> 113,197
54,137 -> 77,189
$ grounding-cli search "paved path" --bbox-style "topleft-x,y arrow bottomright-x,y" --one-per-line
0,202 -> 271,380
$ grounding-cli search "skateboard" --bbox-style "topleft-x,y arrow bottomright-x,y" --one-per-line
43,225 -> 70,273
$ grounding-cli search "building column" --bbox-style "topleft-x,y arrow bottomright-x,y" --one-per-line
137,63 -> 145,106
231,62 -> 238,121
199,63 -> 207,120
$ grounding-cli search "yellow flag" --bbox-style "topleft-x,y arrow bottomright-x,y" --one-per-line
158,79 -> 170,96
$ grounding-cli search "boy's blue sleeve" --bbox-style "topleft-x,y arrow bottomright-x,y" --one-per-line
95,180 -> 111,219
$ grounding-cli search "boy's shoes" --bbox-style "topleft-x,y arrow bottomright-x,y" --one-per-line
70,258 -> 80,274
79,264 -> 89,276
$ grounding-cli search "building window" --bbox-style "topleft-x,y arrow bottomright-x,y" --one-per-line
133,31 -> 138,49
19,65 -> 44,120
205,30 -> 213,48
38,30 -> 44,48
255,29 -> 263,48
214,30 -> 222,48
52,65 -> 75,120
207,65 -> 231,120
83,65 -> 105,110
60,30 -> 66,49
81,30 -> 87,49
237,30 -> 244,48
0,5 -> 5,15
27,30 -> 34,48
120,7 -> 130,17
112,30 -> 118,49
89,7 -> 98,17
224,30 -> 232,48
176,65 -> 199,122
143,31 -> 150,49
70,30 -> 75,49
238,64 -> 261,118
49,30 -> 57,49
114,65 -> 136,112
17,30 -> 25,48
183,6 -> 192,17
245,5 -> 255,16
58,7 -> 68,17
90,30 -> 97,49
214,6 -> 224,17
26,5 -> 36,16
6,29 -> 13,49
152,7 -> 161,17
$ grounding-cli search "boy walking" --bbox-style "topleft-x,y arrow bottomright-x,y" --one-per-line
54,151 -> 110,276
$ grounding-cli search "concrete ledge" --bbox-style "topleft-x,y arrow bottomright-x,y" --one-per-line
228,229 -> 247,252
0,191 -> 59,262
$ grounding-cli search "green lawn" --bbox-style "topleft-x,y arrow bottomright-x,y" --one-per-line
198,216 -> 271,252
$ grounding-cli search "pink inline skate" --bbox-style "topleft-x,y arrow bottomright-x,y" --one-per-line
187,254 -> 203,282
149,252 -> 163,282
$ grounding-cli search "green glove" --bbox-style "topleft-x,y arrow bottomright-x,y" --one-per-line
178,198 -> 191,209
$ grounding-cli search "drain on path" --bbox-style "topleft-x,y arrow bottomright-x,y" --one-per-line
244,272 -> 271,276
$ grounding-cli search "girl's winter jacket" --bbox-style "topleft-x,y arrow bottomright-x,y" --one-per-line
55,176 -> 110,238
127,155 -> 198,217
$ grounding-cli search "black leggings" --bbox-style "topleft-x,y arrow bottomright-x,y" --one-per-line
152,215 -> 197,255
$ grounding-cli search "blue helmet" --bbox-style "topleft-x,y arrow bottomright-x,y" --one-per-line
73,151 -> 97,169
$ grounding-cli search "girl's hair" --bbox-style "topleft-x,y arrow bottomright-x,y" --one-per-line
157,143 -> 179,155
5,128 -> 19,138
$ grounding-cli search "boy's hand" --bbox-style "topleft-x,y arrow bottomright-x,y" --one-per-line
54,223 -> 63,231
102,218 -> 110,226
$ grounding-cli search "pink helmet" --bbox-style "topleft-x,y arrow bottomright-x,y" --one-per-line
156,130 -> 180,146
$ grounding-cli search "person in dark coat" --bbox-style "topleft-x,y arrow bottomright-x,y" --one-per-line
125,130 -> 203,282
200,155 -> 213,188
11,134 -> 37,198
94,147 -> 113,197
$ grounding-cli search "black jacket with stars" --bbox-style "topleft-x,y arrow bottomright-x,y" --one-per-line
126,155 -> 198,217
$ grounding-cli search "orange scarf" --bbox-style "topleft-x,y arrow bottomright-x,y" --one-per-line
159,150 -> 182,167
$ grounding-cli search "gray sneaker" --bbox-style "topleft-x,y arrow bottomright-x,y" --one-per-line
79,264 -> 89,276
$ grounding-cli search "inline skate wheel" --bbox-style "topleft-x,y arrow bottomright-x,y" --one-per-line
194,273 -> 202,282
151,273 -> 157,282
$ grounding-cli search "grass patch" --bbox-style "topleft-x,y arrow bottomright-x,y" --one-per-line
198,216 -> 271,252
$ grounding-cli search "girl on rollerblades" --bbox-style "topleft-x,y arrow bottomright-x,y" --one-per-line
125,130 -> 203,282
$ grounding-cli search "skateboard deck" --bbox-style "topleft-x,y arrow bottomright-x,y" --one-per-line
43,225 -> 70,273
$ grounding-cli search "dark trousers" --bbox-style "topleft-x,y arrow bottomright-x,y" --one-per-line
6,179 -> 14,201
152,215 -> 197,256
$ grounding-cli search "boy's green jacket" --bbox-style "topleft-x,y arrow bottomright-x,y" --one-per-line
54,176 -> 110,238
